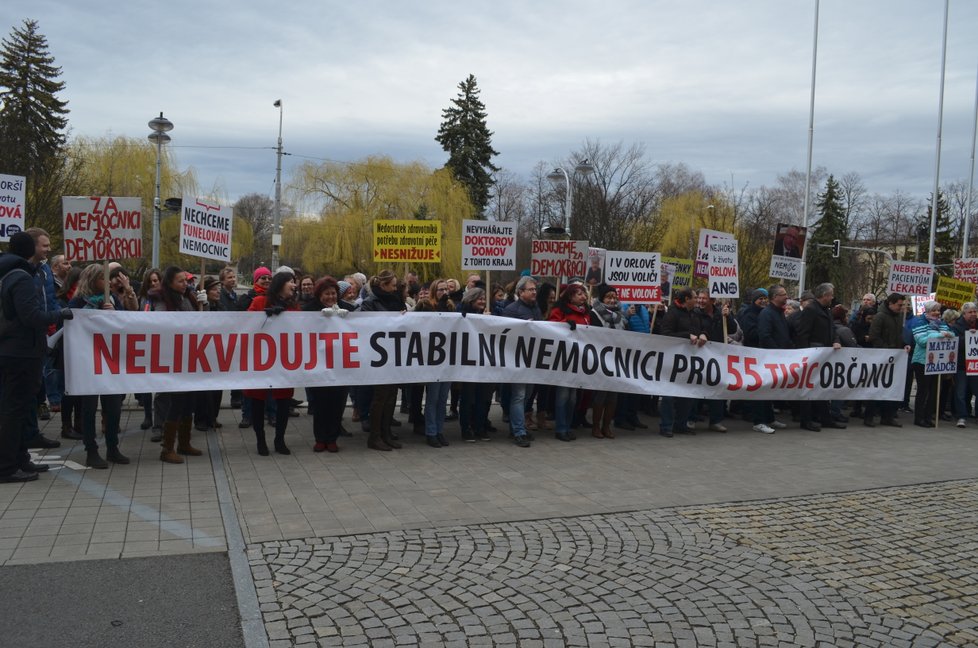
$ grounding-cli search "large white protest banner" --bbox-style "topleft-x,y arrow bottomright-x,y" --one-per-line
887,260 -> 934,296
530,239 -> 588,278
0,174 -> 26,241
461,220 -> 515,271
65,311 -> 906,401
604,251 -> 661,302
708,237 -> 740,298
62,196 -> 143,262
180,196 -> 232,263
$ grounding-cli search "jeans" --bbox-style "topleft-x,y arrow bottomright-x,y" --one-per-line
43,353 -> 62,407
509,384 -> 529,437
660,396 -> 690,433
554,386 -> 575,435
424,382 -> 451,437
953,369 -> 978,419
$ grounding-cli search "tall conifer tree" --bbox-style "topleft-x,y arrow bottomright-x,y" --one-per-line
435,74 -> 499,216
0,19 -> 69,177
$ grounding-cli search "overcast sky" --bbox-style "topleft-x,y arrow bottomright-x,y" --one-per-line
8,1 -> 978,204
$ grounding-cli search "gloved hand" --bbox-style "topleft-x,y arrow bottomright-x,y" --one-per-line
60,308 -> 74,320
568,320 -> 577,331
265,305 -> 285,316
196,290 -> 207,304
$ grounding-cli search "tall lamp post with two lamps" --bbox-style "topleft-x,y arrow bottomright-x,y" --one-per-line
148,112 -> 174,271
544,159 -> 594,238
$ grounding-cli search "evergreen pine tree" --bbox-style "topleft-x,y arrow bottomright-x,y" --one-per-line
806,175 -> 848,292
435,74 -> 499,216
0,19 -> 69,177
926,191 -> 955,274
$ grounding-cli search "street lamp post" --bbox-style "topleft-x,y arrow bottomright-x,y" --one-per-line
272,100 -> 284,270
544,159 -> 594,237
148,112 -> 173,271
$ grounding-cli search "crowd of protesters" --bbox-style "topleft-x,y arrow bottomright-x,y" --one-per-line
1,230 -> 975,484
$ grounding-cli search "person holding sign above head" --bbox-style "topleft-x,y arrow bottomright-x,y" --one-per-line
910,301 -> 954,428
147,266 -> 207,463
245,270 -> 300,456
691,289 -> 736,433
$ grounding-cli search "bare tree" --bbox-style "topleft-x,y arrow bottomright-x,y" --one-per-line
234,193 -> 276,276
567,139 -> 658,250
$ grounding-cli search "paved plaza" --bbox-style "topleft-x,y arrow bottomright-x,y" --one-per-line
2,399 -> 978,646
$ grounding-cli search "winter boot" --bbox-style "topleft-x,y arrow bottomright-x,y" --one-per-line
176,418 -> 202,456
85,448 -> 108,469
273,406 -> 291,455
591,404 -> 605,438
367,428 -> 391,451
602,401 -> 617,439
160,423 -> 184,464
106,446 -> 131,464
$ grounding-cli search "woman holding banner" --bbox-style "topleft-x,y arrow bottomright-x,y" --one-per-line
136,268 -> 163,440
458,287 -> 494,443
547,284 -> 599,442
68,265 -> 129,468
245,270 -> 300,456
360,270 -> 408,451
148,266 -> 207,463
415,279 -> 454,447
304,276 -> 354,452
590,284 -> 629,439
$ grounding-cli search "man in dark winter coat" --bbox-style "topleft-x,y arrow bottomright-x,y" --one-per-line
795,282 -> 844,431
659,288 -> 705,438
0,231 -> 73,483
752,284 -> 793,434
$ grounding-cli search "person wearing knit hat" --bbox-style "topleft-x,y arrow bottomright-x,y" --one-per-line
749,288 -> 769,304
7,231 -> 35,260
274,265 -> 294,276
0,230 -> 74,482
337,280 -> 352,301
253,266 -> 271,283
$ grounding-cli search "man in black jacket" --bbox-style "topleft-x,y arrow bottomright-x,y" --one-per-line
0,232 -> 73,483
753,285 -> 793,434
795,282 -> 844,431
659,288 -> 706,437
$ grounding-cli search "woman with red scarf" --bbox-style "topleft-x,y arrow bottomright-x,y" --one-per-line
245,270 -> 300,455
547,284 -> 600,441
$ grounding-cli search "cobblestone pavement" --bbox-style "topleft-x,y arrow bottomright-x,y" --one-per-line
251,480 -> 978,647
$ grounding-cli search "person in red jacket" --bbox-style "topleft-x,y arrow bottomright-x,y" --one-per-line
548,284 -> 600,441
245,270 -> 299,456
